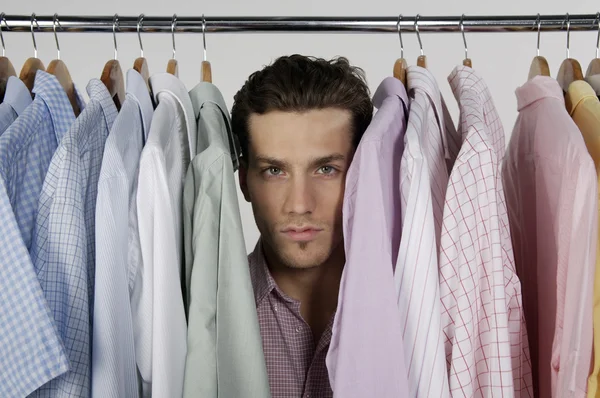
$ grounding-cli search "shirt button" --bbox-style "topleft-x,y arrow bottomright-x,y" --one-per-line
273,304 -> 278,312
295,326 -> 302,333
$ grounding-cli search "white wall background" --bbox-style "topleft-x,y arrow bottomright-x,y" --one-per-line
2,0 -> 598,252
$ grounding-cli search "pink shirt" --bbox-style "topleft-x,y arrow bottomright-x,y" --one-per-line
440,66 -> 533,397
326,77 -> 410,397
502,75 -> 597,398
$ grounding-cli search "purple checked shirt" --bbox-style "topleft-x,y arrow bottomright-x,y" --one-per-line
326,77 -> 410,397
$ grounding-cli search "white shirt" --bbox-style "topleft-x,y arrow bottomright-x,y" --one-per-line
395,66 -> 451,398
92,69 -> 154,398
134,72 -> 196,398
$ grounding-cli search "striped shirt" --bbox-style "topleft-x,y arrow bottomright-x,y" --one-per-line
395,66 -> 451,398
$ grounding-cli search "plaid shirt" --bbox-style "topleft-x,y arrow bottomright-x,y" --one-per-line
249,242 -> 334,398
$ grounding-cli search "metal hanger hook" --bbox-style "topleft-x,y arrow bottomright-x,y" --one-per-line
535,13 -> 542,57
460,14 -> 468,60
594,12 -> 600,59
52,14 -> 61,60
137,14 -> 144,58
397,14 -> 404,59
415,14 -> 423,56
563,13 -> 571,59
112,14 -> 119,60
202,14 -> 207,61
30,13 -> 39,59
0,13 -> 8,57
171,14 -> 177,60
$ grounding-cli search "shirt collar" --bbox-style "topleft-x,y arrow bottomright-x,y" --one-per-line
373,76 -> 409,113
585,73 -> 600,96
3,76 -> 32,116
516,75 -> 564,111
32,70 -> 79,143
189,82 -> 239,169
565,80 -> 598,116
86,78 -> 118,131
448,65 -> 490,103
150,73 -> 197,158
126,69 -> 154,139
407,66 -> 451,159
249,240 -> 296,307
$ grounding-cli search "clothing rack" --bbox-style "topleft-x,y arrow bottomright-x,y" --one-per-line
1,14 -> 600,34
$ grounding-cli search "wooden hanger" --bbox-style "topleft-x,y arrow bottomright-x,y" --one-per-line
392,15 -> 407,86
101,14 -> 125,110
460,15 -> 472,68
19,14 -> 45,95
528,14 -> 551,79
201,14 -> 212,82
415,15 -> 427,68
166,14 -> 179,76
134,14 -> 150,90
0,14 -> 17,102
47,15 -> 80,116
557,14 -> 584,92
586,13 -> 600,78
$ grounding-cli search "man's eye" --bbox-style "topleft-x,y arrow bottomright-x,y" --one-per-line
318,166 -> 335,175
267,167 -> 282,176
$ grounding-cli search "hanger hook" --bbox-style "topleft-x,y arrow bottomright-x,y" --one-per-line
415,14 -> 423,56
534,13 -> 542,57
0,13 -> 8,58
594,12 -> 600,59
397,14 -> 404,59
171,14 -> 177,60
30,13 -> 39,59
563,13 -> 571,59
52,14 -> 61,60
137,14 -> 144,58
202,14 -> 207,62
460,14 -> 468,60
112,14 -> 119,60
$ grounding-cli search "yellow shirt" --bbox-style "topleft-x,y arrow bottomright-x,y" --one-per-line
566,80 -> 600,398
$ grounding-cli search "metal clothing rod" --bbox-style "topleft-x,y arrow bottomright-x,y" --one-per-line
1,14 -> 600,34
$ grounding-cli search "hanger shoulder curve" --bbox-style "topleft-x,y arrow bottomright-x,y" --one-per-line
557,58 -> 584,92
133,57 -> 150,90
167,59 -> 178,76
528,55 -> 551,80
0,57 -> 17,102
586,58 -> 600,78
393,58 -> 407,86
201,60 -> 212,83
416,55 -> 427,69
101,59 -> 125,110
19,57 -> 45,94
47,59 -> 80,116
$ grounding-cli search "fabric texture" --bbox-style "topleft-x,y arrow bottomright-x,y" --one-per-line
440,66 -> 533,397
29,78 -> 115,398
91,69 -> 153,398
564,80 -> 600,398
503,75 -> 596,398
183,81 -> 270,398
326,77 -> 410,398
395,67 -> 451,398
0,70 -> 71,398
134,73 -> 193,398
0,76 -> 32,135
248,242 -> 331,398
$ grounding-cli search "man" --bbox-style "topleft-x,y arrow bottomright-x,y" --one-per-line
231,55 -> 373,397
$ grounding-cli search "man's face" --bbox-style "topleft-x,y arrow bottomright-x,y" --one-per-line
240,108 -> 354,270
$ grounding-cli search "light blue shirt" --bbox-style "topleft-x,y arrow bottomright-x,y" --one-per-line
0,70 -> 82,397
91,69 -> 153,398
0,76 -> 32,135
28,78 -> 116,398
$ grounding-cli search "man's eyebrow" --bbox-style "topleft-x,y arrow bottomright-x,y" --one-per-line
309,154 -> 346,167
254,156 -> 291,169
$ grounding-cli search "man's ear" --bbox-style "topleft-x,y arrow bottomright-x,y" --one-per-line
238,157 -> 251,202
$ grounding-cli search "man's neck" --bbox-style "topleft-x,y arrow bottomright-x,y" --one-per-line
263,243 -> 345,341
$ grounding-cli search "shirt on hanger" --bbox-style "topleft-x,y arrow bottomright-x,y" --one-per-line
29,78 -> 114,398
326,77 -> 410,398
92,68 -> 153,398
0,76 -> 31,135
248,241 -> 329,398
564,80 -> 600,398
0,71 -> 71,398
503,75 -> 596,398
586,73 -> 600,97
441,66 -> 533,397
183,81 -> 270,398
395,68 -> 450,398
134,72 -> 194,398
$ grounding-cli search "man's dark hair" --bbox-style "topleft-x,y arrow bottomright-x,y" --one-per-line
231,54 -> 373,161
